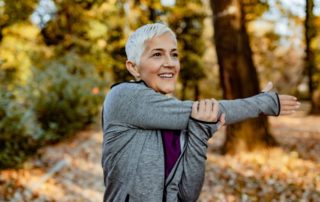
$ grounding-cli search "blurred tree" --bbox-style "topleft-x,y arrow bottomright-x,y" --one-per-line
0,0 -> 38,41
305,0 -> 320,113
0,22 -> 48,87
248,0 -> 310,99
314,14 -> 320,112
0,0 -> 108,167
210,0 -> 275,153
106,1 -> 131,82
167,0 -> 206,100
0,0 -> 42,87
105,0 -> 157,82
39,0 -> 122,84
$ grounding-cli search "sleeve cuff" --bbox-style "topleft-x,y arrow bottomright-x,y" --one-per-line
190,117 -> 219,124
275,92 -> 281,116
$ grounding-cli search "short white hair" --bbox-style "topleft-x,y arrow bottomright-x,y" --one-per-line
125,23 -> 177,65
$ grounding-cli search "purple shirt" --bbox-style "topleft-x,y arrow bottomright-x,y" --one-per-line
161,130 -> 181,179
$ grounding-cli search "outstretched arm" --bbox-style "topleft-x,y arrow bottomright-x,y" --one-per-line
219,82 -> 300,125
178,82 -> 300,201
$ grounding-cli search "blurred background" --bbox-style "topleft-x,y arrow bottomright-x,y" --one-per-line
0,0 -> 319,201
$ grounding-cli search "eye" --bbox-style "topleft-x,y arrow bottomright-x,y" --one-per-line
172,52 -> 179,58
152,52 -> 161,57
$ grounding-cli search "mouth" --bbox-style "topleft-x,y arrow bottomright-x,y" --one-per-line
158,73 -> 174,79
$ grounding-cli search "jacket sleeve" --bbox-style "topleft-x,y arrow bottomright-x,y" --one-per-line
103,83 -> 193,130
178,119 -> 218,202
219,92 -> 281,125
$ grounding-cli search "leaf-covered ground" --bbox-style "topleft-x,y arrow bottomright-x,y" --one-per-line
1,107 -> 319,202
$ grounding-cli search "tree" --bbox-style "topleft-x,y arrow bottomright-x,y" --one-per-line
0,0 -> 41,87
0,0 -> 107,168
109,0 -> 164,82
210,0 -> 275,153
167,0 -> 206,100
305,0 -> 320,113
39,0 -> 123,83
0,0 -> 38,41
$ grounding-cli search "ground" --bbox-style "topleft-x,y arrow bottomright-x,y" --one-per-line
0,105 -> 319,202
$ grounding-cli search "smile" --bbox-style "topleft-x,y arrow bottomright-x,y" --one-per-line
158,73 -> 174,78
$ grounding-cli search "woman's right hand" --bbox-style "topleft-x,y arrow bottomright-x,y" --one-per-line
191,99 -> 225,128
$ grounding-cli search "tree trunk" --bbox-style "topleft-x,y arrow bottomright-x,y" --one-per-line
305,0 -> 320,114
181,80 -> 187,100
194,82 -> 200,100
210,0 -> 276,153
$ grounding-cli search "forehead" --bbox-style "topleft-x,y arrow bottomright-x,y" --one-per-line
144,33 -> 177,52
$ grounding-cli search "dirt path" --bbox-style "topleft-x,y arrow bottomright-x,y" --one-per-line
0,126 -> 104,202
1,111 -> 320,202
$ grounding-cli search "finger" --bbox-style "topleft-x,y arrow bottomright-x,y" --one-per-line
261,81 -> 273,92
192,101 -> 199,113
204,99 -> 211,114
281,100 -> 300,106
281,101 -> 301,109
281,103 -> 301,111
221,113 -> 226,124
280,107 -> 298,114
211,99 -> 219,122
206,99 -> 215,120
279,95 -> 297,101
191,101 -> 199,119
199,100 -> 206,115
217,113 -> 226,129
280,110 -> 296,115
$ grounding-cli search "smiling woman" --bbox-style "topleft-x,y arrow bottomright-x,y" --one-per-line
126,32 -> 180,94
101,23 -> 300,202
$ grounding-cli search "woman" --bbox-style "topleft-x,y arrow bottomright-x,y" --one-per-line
101,23 -> 300,202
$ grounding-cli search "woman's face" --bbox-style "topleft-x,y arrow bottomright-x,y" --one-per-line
137,33 -> 180,94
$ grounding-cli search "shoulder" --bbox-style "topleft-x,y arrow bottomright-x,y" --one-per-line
111,80 -> 145,88
111,80 -> 148,91
107,80 -> 152,100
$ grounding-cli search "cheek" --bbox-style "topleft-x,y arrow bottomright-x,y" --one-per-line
176,63 -> 181,74
139,66 -> 160,79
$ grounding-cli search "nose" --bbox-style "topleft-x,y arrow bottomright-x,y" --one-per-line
163,55 -> 175,67
162,63 -> 174,68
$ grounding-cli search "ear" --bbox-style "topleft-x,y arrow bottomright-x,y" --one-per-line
126,60 -> 140,80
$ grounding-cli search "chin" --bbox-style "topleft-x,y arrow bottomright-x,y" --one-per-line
160,87 -> 175,95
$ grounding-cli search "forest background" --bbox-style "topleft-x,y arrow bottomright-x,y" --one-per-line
0,0 -> 320,201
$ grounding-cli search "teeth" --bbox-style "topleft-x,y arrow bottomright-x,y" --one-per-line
159,73 -> 173,78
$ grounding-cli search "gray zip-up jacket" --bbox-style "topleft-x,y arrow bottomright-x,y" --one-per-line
102,81 -> 280,202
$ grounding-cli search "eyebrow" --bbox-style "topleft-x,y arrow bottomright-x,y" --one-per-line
151,48 -> 178,52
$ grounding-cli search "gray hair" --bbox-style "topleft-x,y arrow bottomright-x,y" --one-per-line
125,23 -> 177,65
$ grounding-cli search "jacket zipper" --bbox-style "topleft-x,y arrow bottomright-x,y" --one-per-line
163,131 -> 189,199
